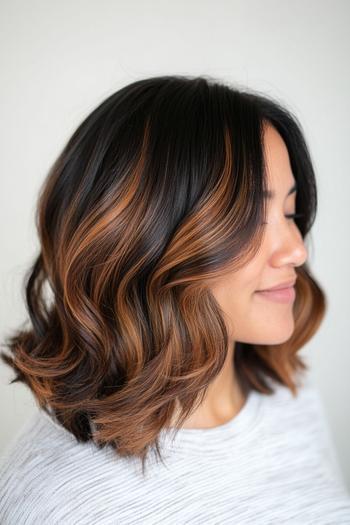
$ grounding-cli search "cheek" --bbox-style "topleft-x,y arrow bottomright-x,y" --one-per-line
212,290 -> 253,337
210,272 -> 260,325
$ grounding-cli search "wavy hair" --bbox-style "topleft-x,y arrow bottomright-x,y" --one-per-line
1,74 -> 326,476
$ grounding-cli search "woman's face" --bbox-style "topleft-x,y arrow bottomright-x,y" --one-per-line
211,123 -> 308,345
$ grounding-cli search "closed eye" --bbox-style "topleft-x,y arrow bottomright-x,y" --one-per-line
285,213 -> 304,221
261,213 -> 304,225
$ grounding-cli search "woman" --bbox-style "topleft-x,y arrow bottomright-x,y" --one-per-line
1,75 -> 349,524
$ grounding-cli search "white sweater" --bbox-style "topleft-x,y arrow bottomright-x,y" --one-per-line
1,376 -> 350,524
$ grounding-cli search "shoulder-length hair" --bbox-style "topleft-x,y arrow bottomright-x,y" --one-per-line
1,74 -> 326,476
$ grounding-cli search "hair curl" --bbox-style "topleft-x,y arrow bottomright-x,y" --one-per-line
1,74 -> 326,476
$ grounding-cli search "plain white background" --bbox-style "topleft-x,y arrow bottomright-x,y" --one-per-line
0,0 -> 349,490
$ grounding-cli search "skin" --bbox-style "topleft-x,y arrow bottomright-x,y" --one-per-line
170,123 -> 308,429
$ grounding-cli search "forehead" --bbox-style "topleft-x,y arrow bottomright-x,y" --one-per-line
262,123 -> 296,196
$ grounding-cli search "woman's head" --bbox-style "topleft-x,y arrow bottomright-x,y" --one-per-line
1,74 -> 326,475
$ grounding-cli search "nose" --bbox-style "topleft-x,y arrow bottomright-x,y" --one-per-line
269,224 -> 308,268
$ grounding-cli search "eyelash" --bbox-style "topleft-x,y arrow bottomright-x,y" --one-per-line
286,213 -> 304,219
262,213 -> 304,225
285,213 -> 304,221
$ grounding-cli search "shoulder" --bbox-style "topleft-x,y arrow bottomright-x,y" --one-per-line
261,371 -> 333,437
263,371 -> 335,433
0,409 -> 135,524
261,372 -> 346,488
0,410 -> 82,522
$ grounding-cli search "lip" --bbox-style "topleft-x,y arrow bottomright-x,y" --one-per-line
257,279 -> 297,292
255,286 -> 296,304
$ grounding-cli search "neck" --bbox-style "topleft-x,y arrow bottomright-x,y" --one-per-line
168,343 -> 246,430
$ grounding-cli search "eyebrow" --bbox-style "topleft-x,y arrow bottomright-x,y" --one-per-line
263,181 -> 297,200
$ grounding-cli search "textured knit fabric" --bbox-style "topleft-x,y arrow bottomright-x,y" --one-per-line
1,375 -> 350,524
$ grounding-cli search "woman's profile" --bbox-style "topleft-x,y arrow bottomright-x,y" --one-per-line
1,74 -> 350,524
